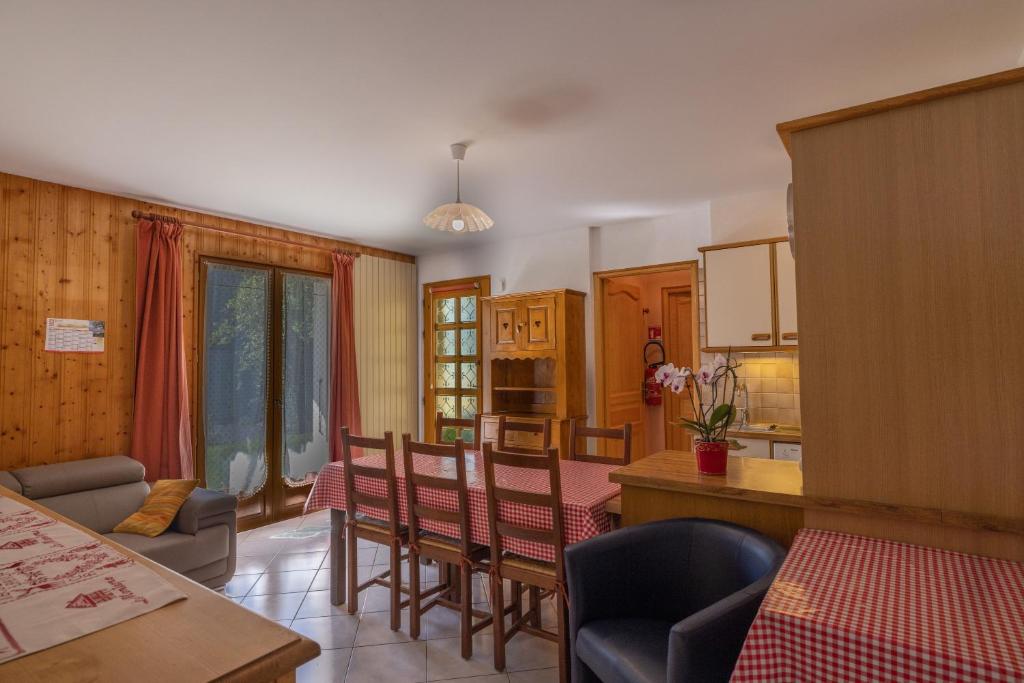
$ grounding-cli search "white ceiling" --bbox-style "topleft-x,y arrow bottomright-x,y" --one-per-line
1,1 -> 1022,254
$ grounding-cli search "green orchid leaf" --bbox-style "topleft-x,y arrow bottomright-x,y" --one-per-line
707,403 -> 732,428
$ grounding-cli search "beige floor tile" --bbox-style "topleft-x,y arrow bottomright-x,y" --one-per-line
505,632 -> 559,672
296,647 -> 352,683
249,569 -> 317,596
295,589 -> 350,619
360,584 -> 399,613
237,539 -> 290,556
223,573 -> 260,598
354,609 -> 413,646
508,668 -> 557,682
426,633 -> 497,681
240,592 -> 306,621
452,676 -> 509,683
346,641 -> 427,683
234,553 -> 278,575
309,567 -> 331,592
267,551 -> 327,572
290,614 -> 360,650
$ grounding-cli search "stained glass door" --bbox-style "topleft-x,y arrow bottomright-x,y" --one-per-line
424,277 -> 489,444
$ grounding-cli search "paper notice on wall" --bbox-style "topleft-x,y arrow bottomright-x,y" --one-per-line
44,318 -> 105,353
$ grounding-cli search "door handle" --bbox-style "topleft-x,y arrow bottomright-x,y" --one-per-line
781,332 -> 798,341
751,333 -> 771,342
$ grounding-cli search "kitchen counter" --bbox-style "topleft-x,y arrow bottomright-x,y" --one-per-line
727,425 -> 802,442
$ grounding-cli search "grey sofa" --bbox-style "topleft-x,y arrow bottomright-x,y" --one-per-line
0,455 -> 237,589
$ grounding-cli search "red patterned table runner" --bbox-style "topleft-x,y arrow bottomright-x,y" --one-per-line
305,450 -> 620,562
0,497 -> 185,663
732,528 -> 1024,682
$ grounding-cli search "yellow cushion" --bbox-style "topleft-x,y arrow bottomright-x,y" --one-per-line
113,479 -> 198,537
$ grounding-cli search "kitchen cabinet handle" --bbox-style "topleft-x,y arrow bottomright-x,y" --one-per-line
781,332 -> 798,341
751,333 -> 771,342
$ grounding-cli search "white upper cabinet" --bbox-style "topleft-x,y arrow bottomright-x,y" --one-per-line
701,238 -> 798,350
704,243 -> 774,348
775,244 -> 798,345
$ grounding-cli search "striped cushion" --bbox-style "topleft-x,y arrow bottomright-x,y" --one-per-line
112,479 -> 199,537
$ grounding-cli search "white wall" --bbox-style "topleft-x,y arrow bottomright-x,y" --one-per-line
708,188 -> 788,243
416,206 -> 712,434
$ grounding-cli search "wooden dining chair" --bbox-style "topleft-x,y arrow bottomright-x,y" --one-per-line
496,416 -> 552,455
435,411 -> 483,450
339,427 -> 407,630
568,418 -> 632,465
401,435 -> 491,658
482,442 -> 570,683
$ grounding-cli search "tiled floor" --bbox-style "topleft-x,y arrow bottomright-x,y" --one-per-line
223,510 -> 560,683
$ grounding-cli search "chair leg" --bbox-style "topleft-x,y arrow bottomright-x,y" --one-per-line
510,580 -> 522,624
491,575 -> 506,672
409,547 -> 421,640
529,585 -> 541,627
460,563 -> 472,659
556,594 -> 569,683
346,526 -> 358,615
389,539 -> 402,631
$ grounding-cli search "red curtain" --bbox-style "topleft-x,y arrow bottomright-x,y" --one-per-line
329,252 -> 362,461
131,219 -> 194,480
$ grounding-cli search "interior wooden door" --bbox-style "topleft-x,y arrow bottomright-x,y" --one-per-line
600,280 -> 646,458
662,286 -> 695,451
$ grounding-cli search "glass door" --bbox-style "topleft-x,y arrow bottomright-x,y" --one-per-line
424,277 -> 489,444
200,259 -> 332,528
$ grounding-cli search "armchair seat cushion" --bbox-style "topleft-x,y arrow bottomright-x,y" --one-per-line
107,526 -> 229,575
576,618 -> 672,683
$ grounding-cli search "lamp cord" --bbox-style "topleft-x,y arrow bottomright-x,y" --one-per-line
455,160 -> 461,203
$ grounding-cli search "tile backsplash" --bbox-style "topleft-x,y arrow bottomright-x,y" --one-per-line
697,269 -> 801,427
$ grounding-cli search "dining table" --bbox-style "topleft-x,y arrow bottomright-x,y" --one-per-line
304,449 -> 621,606
731,528 -> 1024,682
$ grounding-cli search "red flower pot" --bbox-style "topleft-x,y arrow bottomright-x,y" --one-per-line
694,440 -> 729,475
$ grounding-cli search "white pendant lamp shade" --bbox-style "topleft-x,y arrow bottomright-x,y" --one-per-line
424,143 -> 493,233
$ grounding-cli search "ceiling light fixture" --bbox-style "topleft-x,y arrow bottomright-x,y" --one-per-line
423,143 -> 493,233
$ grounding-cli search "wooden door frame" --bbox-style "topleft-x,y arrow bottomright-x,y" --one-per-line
422,275 -> 491,442
197,256 -> 331,531
592,260 -> 700,434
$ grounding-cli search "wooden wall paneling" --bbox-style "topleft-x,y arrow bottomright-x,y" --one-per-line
789,74 -> 1024,558
0,170 -> 416,471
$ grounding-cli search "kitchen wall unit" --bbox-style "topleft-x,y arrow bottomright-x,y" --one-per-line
481,289 -> 586,459
781,67 -> 1024,561
699,237 -> 796,352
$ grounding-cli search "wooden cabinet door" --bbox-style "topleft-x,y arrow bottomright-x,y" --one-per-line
704,244 -> 774,348
490,302 -> 520,352
775,244 -> 798,346
520,295 -> 557,351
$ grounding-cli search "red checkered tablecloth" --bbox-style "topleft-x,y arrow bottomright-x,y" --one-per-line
305,450 -> 620,562
732,528 -> 1024,682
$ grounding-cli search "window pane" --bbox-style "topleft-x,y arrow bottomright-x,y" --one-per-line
203,264 -> 269,499
460,296 -> 477,322
281,273 -> 331,488
461,396 -> 478,418
436,362 -> 456,389
435,330 -> 456,356
461,362 -> 478,389
459,328 -> 477,356
436,297 -> 455,324
437,395 -> 457,418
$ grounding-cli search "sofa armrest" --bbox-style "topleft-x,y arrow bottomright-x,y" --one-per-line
172,488 -> 238,535
666,574 -> 775,683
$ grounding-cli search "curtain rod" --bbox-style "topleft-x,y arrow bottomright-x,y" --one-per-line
131,209 -> 361,257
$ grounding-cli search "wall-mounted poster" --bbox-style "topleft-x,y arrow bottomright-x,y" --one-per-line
44,318 -> 105,353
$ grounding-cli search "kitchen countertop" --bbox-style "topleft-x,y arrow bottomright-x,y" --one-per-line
727,425 -> 802,442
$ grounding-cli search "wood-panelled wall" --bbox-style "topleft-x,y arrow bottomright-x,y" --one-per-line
0,171 -> 417,471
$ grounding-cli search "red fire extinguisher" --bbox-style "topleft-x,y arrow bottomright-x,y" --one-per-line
643,340 -> 666,406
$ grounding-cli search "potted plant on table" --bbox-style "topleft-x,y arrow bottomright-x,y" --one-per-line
654,352 -> 741,475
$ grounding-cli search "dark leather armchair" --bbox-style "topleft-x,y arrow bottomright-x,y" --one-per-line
565,518 -> 786,683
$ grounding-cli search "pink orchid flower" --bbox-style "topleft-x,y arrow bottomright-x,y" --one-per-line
654,363 -> 677,384
696,365 -> 714,385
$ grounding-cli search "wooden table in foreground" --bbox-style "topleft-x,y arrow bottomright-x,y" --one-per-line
610,451 -> 806,547
0,488 -> 320,683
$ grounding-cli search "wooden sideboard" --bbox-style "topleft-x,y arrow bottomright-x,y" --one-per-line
0,487 -> 319,682
480,289 -> 586,458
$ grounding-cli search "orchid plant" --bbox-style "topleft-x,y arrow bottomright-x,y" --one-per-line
654,352 -> 741,443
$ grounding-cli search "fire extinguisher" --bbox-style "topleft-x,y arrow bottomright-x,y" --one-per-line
643,340 -> 666,406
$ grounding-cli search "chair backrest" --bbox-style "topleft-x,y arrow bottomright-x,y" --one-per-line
435,411 -> 482,450
481,443 -> 566,580
340,426 -> 401,537
568,418 -> 633,465
401,435 -> 472,555
496,416 -> 552,455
